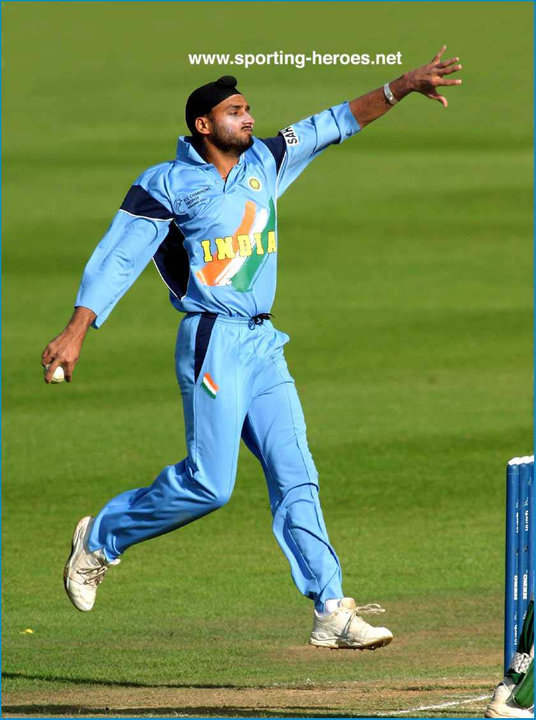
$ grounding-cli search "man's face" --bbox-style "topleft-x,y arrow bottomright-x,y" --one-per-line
201,94 -> 255,152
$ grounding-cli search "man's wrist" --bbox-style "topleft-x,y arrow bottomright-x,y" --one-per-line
389,74 -> 413,102
66,306 -> 97,335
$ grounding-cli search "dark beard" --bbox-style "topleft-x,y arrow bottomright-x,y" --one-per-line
210,125 -> 253,154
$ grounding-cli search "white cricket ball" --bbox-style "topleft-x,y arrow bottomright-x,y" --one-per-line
44,364 -> 65,384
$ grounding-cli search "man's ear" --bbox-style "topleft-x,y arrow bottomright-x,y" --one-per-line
195,116 -> 211,136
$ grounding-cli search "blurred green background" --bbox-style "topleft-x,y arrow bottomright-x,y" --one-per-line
2,0 -> 532,707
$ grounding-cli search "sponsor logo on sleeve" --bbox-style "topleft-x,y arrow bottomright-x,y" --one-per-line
281,126 -> 299,146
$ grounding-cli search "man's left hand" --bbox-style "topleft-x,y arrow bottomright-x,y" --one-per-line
405,45 -> 463,108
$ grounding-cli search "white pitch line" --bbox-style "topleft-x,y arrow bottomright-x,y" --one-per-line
384,693 -> 491,715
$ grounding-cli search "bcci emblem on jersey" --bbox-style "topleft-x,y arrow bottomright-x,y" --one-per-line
248,176 -> 262,191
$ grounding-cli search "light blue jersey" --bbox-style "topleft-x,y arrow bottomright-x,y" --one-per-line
75,102 -> 359,326
82,100 -> 362,612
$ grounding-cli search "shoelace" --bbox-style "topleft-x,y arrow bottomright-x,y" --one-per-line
354,603 -> 386,615
342,604 -> 386,638
77,565 -> 108,586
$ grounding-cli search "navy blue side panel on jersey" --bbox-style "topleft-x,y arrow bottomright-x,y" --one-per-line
260,136 -> 286,172
75,103 -> 360,326
194,313 -> 217,381
153,223 -> 190,299
121,185 -> 174,220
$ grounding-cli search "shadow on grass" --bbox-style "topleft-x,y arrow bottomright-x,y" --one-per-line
0,704 -> 491,719
2,672 -> 242,689
1,704 -> 376,719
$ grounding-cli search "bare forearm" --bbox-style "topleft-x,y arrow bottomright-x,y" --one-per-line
66,306 -> 97,339
349,46 -> 462,129
349,74 -> 412,128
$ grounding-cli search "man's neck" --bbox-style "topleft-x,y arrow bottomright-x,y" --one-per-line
193,139 -> 241,180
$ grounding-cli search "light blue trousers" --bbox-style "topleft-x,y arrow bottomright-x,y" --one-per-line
88,313 -> 343,609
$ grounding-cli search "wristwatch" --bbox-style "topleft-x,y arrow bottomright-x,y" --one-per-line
383,82 -> 397,105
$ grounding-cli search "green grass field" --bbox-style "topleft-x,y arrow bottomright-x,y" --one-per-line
2,2 -> 533,717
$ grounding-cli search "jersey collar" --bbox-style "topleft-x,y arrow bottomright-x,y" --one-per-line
176,136 -> 207,165
176,136 -> 248,168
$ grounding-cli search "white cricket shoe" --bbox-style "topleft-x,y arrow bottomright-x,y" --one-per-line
63,516 -> 120,612
309,597 -> 393,650
485,678 -> 534,718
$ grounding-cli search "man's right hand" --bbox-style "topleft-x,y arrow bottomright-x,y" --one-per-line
41,307 -> 96,383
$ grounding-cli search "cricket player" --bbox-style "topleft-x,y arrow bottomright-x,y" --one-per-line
43,47 -> 462,650
486,601 -> 534,718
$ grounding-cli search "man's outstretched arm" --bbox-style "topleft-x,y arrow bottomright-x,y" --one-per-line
40,212 -> 167,385
41,164 -> 174,385
350,45 -> 462,128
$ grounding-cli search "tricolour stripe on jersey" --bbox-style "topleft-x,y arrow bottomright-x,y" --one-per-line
216,206 -> 268,288
195,199 -> 276,292
231,198 -> 275,291
195,201 -> 256,287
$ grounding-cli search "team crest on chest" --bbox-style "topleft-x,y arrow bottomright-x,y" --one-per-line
248,176 -> 262,191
